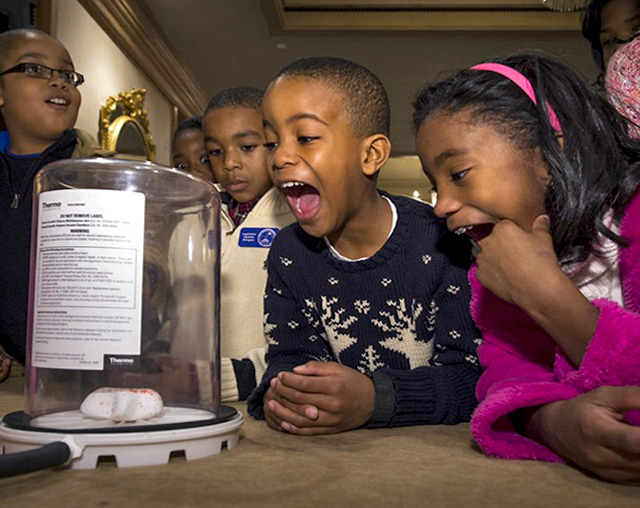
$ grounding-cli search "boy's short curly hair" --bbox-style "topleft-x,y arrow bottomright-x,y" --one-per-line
204,87 -> 263,115
173,116 -> 202,141
273,56 -> 390,138
0,28 -> 52,72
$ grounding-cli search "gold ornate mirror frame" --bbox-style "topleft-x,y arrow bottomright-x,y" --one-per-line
99,88 -> 156,162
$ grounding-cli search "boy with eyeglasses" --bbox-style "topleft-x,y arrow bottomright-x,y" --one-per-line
0,28 -> 109,382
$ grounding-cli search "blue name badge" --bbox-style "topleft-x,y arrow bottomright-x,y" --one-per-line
238,227 -> 279,248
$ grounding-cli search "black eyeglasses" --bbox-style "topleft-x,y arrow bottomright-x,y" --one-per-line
0,62 -> 84,87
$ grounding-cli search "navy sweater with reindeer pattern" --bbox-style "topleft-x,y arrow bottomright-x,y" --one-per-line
247,193 -> 481,427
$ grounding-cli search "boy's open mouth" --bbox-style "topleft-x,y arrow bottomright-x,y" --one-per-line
279,181 -> 320,221
454,223 -> 494,242
46,96 -> 69,107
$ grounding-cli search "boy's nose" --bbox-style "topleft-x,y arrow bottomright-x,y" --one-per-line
223,153 -> 241,172
271,142 -> 296,171
48,71 -> 67,88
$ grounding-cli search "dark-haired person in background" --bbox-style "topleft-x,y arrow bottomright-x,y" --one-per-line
582,0 -> 640,71
202,87 -> 295,402
171,116 -> 215,182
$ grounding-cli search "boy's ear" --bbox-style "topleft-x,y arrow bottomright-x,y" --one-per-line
361,134 -> 391,177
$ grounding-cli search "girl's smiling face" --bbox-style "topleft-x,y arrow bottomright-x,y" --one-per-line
416,109 -> 549,240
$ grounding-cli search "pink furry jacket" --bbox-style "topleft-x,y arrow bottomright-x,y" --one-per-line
470,190 -> 640,463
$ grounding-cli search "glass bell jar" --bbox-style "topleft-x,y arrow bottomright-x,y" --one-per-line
23,157 -> 222,428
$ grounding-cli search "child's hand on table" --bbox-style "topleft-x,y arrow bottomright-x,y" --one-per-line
0,358 -> 11,383
528,386 -> 640,484
263,361 -> 375,435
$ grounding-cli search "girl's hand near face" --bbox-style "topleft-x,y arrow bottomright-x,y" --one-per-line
475,215 -> 600,368
474,215 -> 560,306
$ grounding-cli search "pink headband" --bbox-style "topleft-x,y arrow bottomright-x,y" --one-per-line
471,63 -> 562,132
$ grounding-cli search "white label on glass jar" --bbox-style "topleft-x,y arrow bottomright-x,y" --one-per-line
31,189 -> 145,370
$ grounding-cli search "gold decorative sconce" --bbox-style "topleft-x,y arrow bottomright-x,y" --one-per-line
99,88 -> 156,162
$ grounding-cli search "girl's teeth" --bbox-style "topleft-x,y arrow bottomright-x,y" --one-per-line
455,226 -> 474,235
48,98 -> 67,105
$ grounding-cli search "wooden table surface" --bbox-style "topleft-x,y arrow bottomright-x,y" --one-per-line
1,374 -> 638,508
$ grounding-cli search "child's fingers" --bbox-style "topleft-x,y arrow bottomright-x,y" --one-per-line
267,399 -> 321,429
0,359 -> 11,383
264,394 -> 284,431
280,421 -> 339,436
579,447 -> 640,484
593,418 -> 640,455
531,214 -> 554,248
595,386 -> 640,412
278,371 -> 331,394
272,383 -> 320,420
272,381 -> 324,417
265,410 -> 284,432
532,214 -> 550,233
292,361 -> 337,376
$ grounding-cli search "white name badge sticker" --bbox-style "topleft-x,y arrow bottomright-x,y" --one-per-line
31,189 -> 145,370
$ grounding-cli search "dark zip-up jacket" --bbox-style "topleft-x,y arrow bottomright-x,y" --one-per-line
0,129 -> 109,363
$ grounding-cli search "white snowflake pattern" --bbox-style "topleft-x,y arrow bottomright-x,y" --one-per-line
279,256 -> 293,267
272,287 -> 283,295
288,320 -> 299,329
426,300 -> 439,332
381,278 -> 392,287
310,353 -> 333,363
473,337 -> 483,345
372,298 -> 432,369
449,330 -> 461,339
308,334 -> 319,342
301,299 -> 322,329
465,354 -> 479,366
357,345 -> 385,374
328,277 -> 339,286
446,285 -> 460,295
264,313 -> 278,346
422,254 -> 432,265
354,299 -> 370,315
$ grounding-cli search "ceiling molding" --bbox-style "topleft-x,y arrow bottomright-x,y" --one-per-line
266,0 -> 582,30
78,0 -> 207,117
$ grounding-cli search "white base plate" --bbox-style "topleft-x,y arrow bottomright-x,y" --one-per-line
31,406 -> 217,430
0,410 -> 243,469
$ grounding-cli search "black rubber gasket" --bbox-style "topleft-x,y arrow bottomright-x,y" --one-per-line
2,405 -> 239,434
